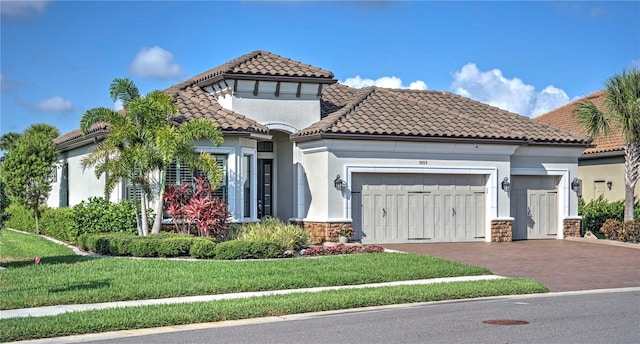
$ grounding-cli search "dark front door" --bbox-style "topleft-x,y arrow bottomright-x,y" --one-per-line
258,159 -> 273,218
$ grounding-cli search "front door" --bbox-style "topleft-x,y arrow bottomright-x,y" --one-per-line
257,159 -> 273,218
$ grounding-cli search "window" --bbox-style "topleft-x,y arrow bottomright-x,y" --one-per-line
257,141 -> 273,152
164,155 -> 228,202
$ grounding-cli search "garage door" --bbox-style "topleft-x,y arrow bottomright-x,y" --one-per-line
510,176 -> 558,240
351,173 -> 486,243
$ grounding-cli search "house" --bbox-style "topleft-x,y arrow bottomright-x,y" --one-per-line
535,91 -> 638,202
49,50 -> 590,243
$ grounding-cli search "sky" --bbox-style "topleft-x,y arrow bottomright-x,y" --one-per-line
1,0 -> 638,138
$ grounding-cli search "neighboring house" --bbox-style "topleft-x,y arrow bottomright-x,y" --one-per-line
49,50 -> 590,243
535,91 -> 638,202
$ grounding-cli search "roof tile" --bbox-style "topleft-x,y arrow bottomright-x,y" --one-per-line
534,91 -> 623,154
294,84 -> 589,145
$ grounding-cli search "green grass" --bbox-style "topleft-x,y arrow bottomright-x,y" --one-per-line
0,278 -> 548,342
0,229 -> 550,342
1,229 -> 491,309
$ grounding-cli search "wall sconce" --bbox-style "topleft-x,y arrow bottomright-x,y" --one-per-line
571,178 -> 582,196
501,177 -> 510,192
334,174 -> 347,191
607,180 -> 612,190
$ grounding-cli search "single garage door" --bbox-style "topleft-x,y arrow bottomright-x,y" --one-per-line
510,175 -> 558,240
351,173 -> 486,243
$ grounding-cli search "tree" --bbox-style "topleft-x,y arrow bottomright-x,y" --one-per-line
0,179 -> 10,231
574,67 -> 640,222
80,78 -> 224,236
0,124 -> 60,234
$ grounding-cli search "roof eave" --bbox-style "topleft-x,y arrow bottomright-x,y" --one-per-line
56,130 -> 108,152
580,149 -> 625,160
196,73 -> 337,88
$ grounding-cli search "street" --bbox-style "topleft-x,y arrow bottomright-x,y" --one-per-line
53,288 -> 639,344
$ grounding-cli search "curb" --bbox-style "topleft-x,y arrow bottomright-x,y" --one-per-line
0,275 -> 504,319
564,236 -> 640,250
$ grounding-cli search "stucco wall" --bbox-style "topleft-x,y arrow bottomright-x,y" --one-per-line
579,156 -> 638,202
48,144 -> 121,208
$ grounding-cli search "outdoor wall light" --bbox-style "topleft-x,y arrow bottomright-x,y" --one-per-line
334,174 -> 347,191
607,180 -> 613,190
501,177 -> 510,192
571,178 -> 582,193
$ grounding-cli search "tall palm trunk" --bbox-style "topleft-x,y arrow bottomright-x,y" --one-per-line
624,142 -> 640,221
140,191 -> 149,236
151,169 -> 165,234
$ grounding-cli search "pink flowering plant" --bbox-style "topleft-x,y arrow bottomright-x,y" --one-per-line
331,224 -> 354,238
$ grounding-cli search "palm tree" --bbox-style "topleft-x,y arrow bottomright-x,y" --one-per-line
574,67 -> 640,222
80,78 -> 224,235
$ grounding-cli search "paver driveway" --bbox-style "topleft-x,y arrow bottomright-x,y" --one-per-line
383,240 -> 640,292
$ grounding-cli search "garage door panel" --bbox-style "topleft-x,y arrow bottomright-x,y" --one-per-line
512,176 -> 558,240
355,173 -> 486,243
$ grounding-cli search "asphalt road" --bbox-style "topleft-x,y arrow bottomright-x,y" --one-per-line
59,289 -> 639,344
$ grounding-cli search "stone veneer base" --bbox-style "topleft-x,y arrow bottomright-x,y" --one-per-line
563,218 -> 582,238
491,219 -> 513,242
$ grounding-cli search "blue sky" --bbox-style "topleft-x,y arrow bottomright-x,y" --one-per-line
1,1 -> 638,138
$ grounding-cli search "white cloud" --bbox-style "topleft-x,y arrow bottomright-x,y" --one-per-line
0,0 -> 51,18
340,75 -> 427,90
530,85 -> 570,117
451,63 -> 570,117
34,96 -> 74,113
130,46 -> 185,79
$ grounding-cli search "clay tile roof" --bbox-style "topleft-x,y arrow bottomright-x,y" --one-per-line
171,86 -> 268,134
171,50 -> 335,90
294,83 -> 590,145
53,122 -> 109,145
534,91 -> 624,155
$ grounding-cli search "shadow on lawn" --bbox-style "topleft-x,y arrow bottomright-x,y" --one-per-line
0,255 -> 98,269
48,279 -> 112,293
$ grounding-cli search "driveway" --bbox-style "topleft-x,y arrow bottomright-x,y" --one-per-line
383,240 -> 640,292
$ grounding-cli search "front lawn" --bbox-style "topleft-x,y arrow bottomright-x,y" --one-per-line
0,229 -> 549,342
1,229 -> 491,309
0,278 -> 547,342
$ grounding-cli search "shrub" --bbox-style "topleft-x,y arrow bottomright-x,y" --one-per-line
156,236 -> 195,257
164,177 -> 230,237
70,198 -> 139,237
189,238 -> 217,259
579,197 -> 626,233
40,207 -> 74,242
302,244 -> 384,256
236,217 -> 311,251
214,240 -> 284,260
5,203 -> 36,232
600,218 -> 640,243
622,219 -> 640,243
128,238 -> 159,257
0,180 -> 10,231
600,219 -> 622,240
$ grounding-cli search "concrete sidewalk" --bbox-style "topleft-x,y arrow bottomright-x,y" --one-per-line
0,275 -> 503,319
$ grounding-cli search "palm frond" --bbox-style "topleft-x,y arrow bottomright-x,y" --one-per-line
80,107 -> 123,134
110,78 -> 140,107
573,99 -> 609,138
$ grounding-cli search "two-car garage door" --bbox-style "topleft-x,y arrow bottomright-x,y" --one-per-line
351,173 -> 486,243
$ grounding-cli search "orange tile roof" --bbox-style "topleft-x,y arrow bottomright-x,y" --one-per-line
534,91 -> 625,155
293,84 -> 590,145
